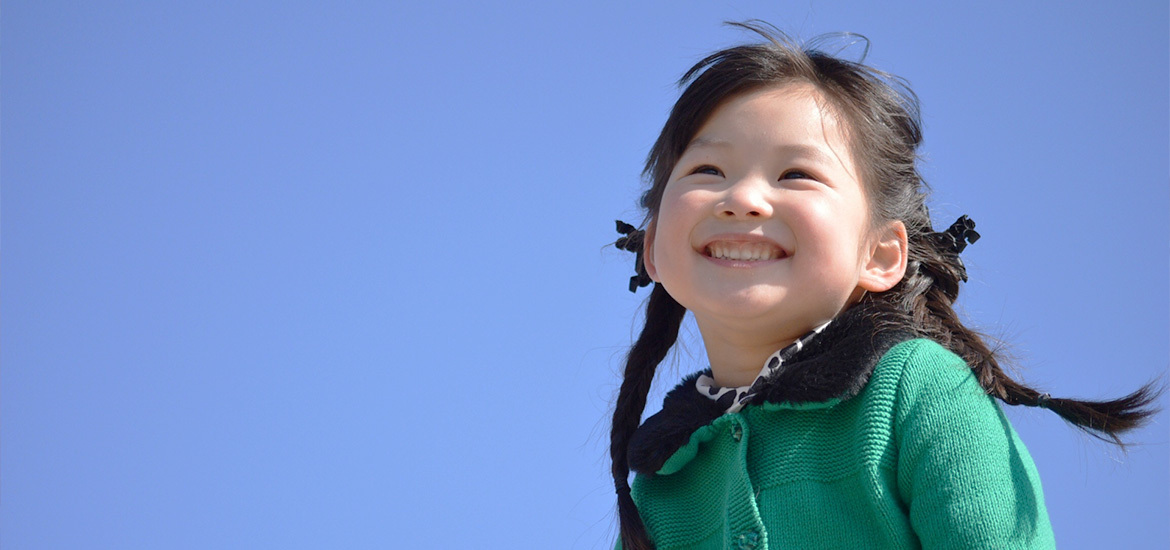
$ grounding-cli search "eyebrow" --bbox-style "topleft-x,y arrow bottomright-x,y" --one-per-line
779,143 -> 839,167
685,137 -> 840,167
686,136 -> 732,150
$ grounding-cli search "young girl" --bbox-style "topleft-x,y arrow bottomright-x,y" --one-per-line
610,24 -> 1158,550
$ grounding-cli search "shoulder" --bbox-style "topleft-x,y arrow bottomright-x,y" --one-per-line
864,338 -> 1007,440
626,370 -> 726,475
870,339 -> 982,403
877,339 -> 1038,484
876,338 -> 968,379
879,341 -> 1056,547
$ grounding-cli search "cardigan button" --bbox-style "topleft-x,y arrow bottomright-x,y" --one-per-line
734,531 -> 760,549
731,424 -> 743,442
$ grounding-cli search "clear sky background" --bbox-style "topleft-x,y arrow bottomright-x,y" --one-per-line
3,1 -> 1167,548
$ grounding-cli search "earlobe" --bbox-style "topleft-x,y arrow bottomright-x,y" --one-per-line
643,221 -> 659,282
859,221 -> 908,293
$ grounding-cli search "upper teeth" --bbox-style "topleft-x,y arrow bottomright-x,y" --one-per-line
707,242 -> 782,261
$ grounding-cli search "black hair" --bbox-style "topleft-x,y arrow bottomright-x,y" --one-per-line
610,22 -> 1160,550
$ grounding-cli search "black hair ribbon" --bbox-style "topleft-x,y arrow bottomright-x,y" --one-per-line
929,215 -> 980,282
615,220 -> 653,293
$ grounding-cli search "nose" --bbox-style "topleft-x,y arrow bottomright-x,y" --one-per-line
716,177 -> 773,219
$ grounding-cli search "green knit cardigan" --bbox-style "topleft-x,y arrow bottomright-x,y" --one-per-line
627,339 -> 1055,549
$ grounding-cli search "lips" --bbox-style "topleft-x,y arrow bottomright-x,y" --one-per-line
701,236 -> 787,262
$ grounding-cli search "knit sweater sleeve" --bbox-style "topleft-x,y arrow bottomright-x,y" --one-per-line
892,340 -> 1055,549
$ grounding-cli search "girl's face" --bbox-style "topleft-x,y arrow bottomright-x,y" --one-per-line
644,83 -> 906,345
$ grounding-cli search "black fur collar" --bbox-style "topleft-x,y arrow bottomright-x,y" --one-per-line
627,302 -> 915,474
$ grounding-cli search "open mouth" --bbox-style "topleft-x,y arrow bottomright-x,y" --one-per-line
704,241 -> 786,261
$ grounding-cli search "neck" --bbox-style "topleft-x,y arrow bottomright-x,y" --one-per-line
696,318 -> 798,388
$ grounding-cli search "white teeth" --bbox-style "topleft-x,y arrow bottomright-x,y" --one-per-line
707,242 -> 782,261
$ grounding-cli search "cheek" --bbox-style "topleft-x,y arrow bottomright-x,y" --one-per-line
658,185 -> 695,213
796,196 -> 870,261
649,215 -> 685,265
795,197 -> 853,242
646,198 -> 698,278
654,191 -> 703,238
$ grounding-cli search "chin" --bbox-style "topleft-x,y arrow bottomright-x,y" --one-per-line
690,291 -> 792,323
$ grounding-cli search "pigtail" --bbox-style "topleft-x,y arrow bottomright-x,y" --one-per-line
888,229 -> 1161,446
999,384 -> 1161,445
611,283 -> 685,550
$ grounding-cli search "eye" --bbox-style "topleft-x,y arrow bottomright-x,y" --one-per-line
779,169 -> 815,181
691,165 -> 723,177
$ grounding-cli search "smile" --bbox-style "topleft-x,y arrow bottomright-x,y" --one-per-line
703,240 -> 786,261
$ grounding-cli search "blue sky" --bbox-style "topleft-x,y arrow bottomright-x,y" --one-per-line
3,1 -> 1166,548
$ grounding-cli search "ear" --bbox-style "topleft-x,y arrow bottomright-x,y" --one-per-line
858,220 -> 908,293
642,220 -> 660,282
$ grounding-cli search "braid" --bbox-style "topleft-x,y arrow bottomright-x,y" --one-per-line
611,283 -> 685,550
884,229 -> 1161,446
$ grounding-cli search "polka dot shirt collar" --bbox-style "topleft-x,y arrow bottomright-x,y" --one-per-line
696,320 -> 833,413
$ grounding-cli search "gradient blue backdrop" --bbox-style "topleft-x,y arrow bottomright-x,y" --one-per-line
4,1 -> 1167,548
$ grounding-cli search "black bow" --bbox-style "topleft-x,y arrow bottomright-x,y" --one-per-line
928,215 -> 980,282
938,215 -> 980,253
615,220 -> 652,293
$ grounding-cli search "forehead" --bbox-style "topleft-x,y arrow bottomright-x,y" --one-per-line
695,83 -> 843,134
685,83 -> 857,170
